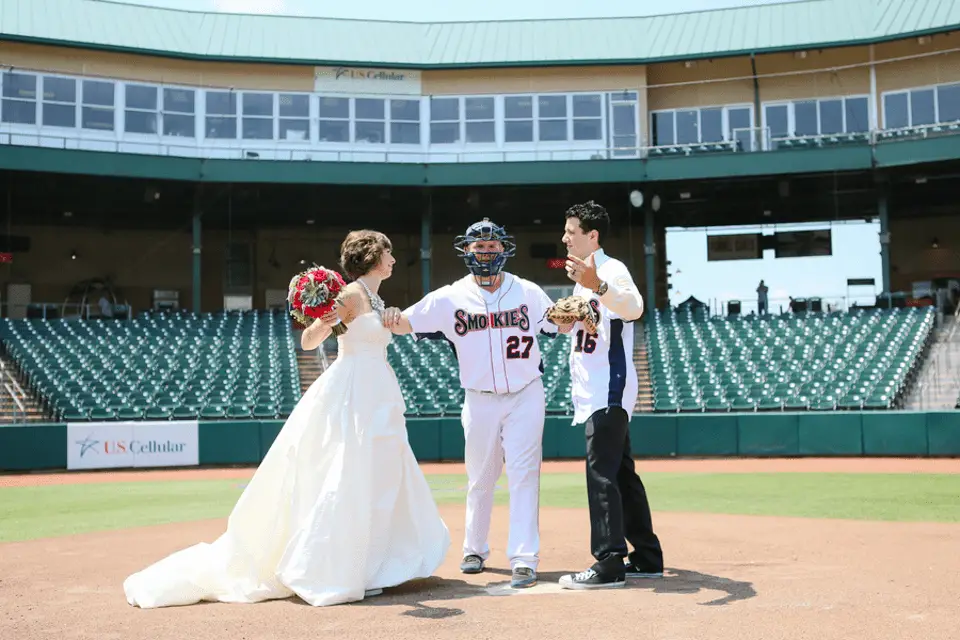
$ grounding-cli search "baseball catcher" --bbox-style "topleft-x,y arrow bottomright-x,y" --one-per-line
546,295 -> 599,334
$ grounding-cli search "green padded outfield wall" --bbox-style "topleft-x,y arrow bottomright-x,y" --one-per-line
0,423 -> 66,470
165,412 -> 960,462
2,413 -> 960,472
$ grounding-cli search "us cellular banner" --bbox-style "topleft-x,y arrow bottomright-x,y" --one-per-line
66,421 -> 199,470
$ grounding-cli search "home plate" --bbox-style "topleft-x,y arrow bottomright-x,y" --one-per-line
484,581 -> 567,596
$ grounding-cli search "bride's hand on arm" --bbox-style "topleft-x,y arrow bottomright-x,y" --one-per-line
384,307 -> 413,335
300,309 -> 340,351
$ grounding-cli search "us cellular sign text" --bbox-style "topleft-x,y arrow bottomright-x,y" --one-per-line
67,421 -> 199,470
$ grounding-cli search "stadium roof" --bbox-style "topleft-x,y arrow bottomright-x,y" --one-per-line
0,0 -> 958,68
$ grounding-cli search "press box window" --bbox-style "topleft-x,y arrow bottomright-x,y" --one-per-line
2,72 -> 37,125
206,91 -> 237,139
42,76 -> 76,128
538,95 -> 567,142
318,97 -> 349,142
572,95 -> 602,141
279,94 -> 309,141
504,96 -> 533,142
243,93 -> 274,140
465,97 -> 495,143
430,97 -> 459,144
124,84 -> 158,134
82,80 -> 114,131
163,88 -> 195,137
390,99 -> 420,144
354,98 -> 384,144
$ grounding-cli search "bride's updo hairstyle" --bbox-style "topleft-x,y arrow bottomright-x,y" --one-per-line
339,230 -> 393,280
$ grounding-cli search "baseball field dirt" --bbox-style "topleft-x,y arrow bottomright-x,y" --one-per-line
2,458 -> 958,640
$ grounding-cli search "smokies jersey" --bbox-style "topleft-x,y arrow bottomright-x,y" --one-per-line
403,272 -> 558,394
568,248 -> 644,424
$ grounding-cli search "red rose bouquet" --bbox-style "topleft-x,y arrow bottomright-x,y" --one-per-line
287,265 -> 348,336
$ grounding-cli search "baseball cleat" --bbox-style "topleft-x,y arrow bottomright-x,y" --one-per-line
558,568 -> 625,590
511,567 -> 537,588
460,554 -> 485,574
624,561 -> 664,579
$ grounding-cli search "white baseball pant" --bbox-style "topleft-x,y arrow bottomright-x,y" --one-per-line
460,378 -> 545,571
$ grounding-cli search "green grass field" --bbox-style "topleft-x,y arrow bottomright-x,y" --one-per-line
2,472 -> 959,543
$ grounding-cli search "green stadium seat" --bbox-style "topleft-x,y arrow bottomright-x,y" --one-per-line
144,407 -> 172,420
117,407 -> 144,420
0,309 -> 303,423
647,306 -> 934,414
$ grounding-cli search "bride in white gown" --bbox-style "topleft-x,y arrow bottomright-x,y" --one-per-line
123,230 -> 451,608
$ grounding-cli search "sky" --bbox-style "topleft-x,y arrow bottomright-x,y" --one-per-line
111,0 -> 879,311
112,0 -> 802,20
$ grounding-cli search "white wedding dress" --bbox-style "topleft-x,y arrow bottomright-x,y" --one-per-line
123,311 -> 451,608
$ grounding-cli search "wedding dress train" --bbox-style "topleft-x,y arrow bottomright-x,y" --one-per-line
123,312 -> 451,608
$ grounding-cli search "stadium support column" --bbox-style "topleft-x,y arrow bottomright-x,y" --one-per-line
420,191 -> 432,296
644,206 -> 656,312
192,188 -> 202,313
750,53 -> 761,149
878,193 -> 891,296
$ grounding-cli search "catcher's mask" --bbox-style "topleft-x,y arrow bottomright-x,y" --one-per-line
454,218 -> 517,286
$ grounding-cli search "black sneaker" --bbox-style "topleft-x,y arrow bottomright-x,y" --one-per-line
558,568 -> 625,590
624,561 -> 664,579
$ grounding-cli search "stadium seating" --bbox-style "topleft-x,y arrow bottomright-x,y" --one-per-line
0,310 -> 302,421
0,312 -> 576,421
647,306 -> 935,413
6,304 -> 931,421
388,332 -> 574,417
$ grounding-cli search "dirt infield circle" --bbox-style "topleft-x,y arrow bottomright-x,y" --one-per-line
2,457 -> 959,640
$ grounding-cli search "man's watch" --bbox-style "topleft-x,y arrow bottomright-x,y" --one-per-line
594,281 -> 608,296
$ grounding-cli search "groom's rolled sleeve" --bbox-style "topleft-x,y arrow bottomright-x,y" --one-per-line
598,269 -> 644,322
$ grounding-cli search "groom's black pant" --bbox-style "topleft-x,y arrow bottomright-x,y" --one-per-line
584,406 -> 663,577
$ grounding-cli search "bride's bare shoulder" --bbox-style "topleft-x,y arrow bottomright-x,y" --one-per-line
335,282 -> 367,322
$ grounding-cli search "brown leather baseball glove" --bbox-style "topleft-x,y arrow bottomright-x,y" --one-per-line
546,295 -> 599,334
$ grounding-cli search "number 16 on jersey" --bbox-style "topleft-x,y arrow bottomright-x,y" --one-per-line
573,329 -> 597,354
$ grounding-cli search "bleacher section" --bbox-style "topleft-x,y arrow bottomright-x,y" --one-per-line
388,332 -> 573,417
0,306 -> 941,421
0,312 -> 577,421
648,306 -> 935,413
0,311 -> 301,421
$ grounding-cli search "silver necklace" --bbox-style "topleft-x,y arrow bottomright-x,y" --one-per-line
357,278 -> 385,316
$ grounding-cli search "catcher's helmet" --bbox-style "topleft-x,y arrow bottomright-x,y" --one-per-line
454,217 -> 517,283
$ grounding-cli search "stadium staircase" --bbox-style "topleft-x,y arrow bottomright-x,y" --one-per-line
904,310 -> 960,411
296,349 -> 326,392
647,306 -> 935,412
633,333 -> 654,413
0,352 -> 48,422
